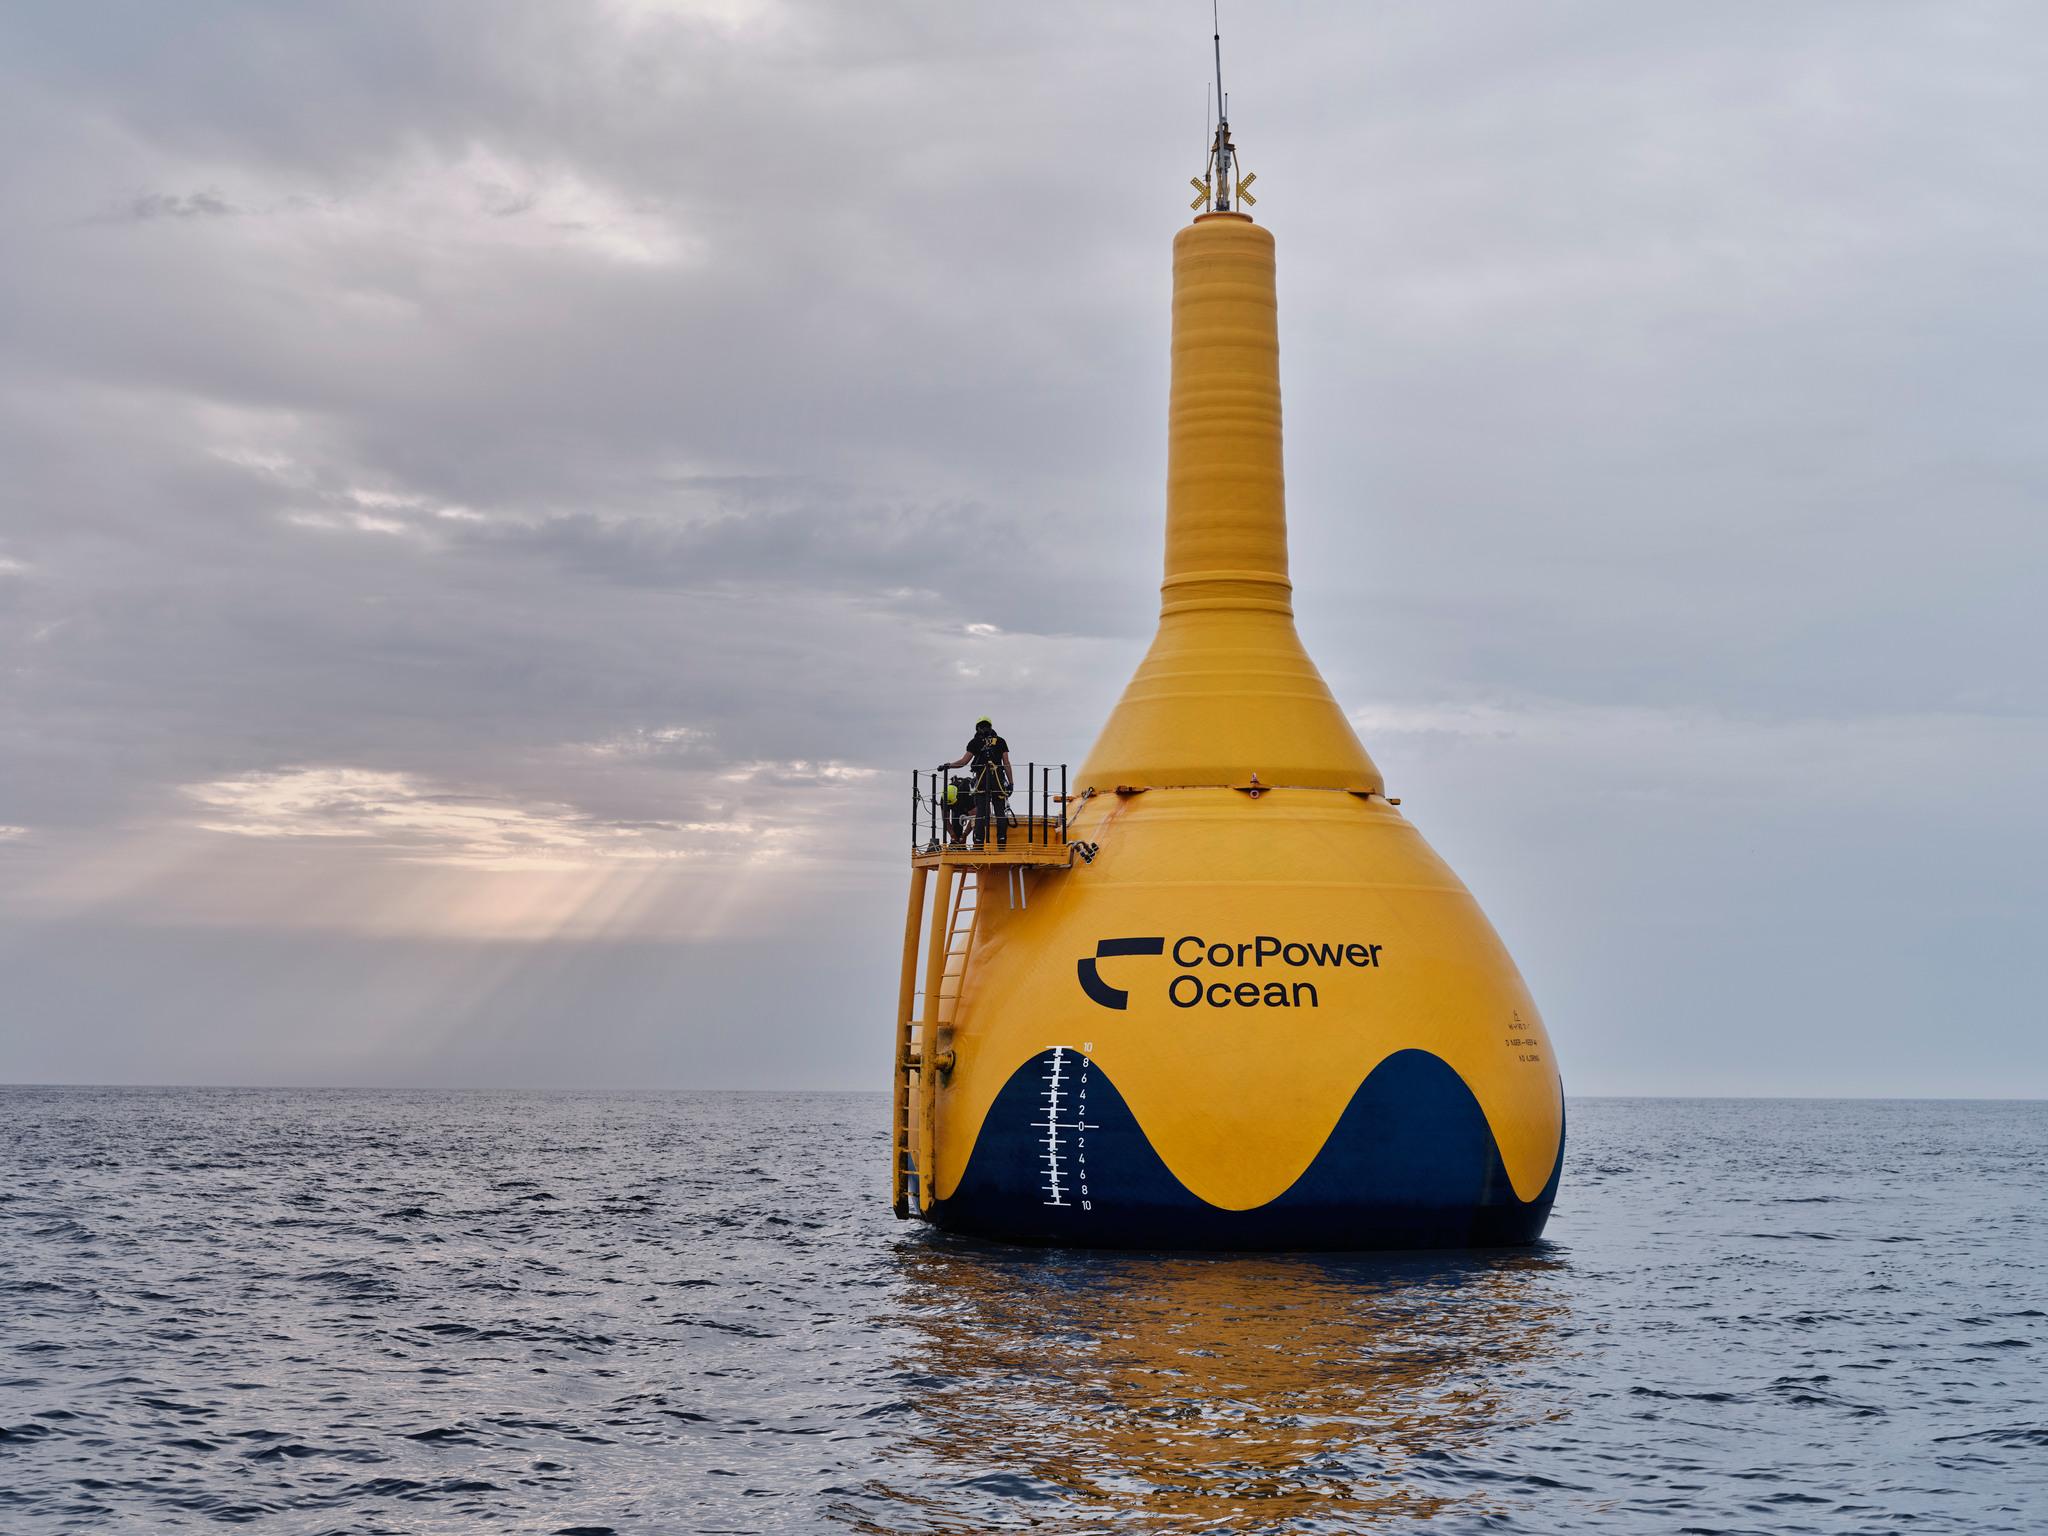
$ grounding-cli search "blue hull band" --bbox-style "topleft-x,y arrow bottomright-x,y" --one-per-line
927,1048 -> 1562,1251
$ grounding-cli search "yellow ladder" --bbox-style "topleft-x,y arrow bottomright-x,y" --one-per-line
892,866 -> 977,1216
936,870 -> 979,1025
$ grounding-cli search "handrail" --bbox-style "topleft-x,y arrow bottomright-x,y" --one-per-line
911,763 -> 1073,856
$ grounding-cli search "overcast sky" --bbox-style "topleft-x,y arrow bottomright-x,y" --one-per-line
2,1 -> 2043,1096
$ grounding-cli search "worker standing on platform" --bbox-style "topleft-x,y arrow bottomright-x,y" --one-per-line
939,716 -> 1013,850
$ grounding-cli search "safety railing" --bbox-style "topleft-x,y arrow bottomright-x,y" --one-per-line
912,763 -> 1069,856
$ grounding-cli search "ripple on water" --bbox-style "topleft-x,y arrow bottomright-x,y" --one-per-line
0,1089 -> 2041,1534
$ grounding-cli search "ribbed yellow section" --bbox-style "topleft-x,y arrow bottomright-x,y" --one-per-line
1079,213 -> 1382,792
1164,213 -> 1291,600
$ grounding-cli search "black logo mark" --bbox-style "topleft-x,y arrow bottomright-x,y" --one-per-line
1077,937 -> 1166,1010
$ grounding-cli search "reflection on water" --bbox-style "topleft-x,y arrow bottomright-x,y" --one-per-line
858,1238 -> 1570,1532
7,1093 -> 2038,1533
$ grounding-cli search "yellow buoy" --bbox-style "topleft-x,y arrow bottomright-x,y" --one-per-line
891,143 -> 1562,1251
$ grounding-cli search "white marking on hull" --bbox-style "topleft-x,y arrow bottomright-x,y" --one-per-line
1030,1046 -> 1099,1207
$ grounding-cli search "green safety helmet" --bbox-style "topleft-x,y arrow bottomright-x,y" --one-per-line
944,783 -> 959,805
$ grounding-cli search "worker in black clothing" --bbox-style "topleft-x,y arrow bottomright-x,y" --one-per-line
938,716 -> 1014,850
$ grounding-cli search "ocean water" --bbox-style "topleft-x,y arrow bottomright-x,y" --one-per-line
0,1090 -> 2040,1535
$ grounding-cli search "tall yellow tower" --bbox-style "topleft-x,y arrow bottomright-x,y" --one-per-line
890,93 -> 1563,1250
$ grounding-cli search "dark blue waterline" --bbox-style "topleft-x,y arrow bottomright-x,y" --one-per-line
928,1047 -> 1563,1251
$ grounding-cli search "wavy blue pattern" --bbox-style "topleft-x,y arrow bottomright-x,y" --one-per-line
930,1048 -> 1563,1251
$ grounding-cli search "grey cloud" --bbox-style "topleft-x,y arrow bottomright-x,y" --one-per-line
1,1 -> 2043,1093
451,490 -> 1137,632
117,188 -> 238,221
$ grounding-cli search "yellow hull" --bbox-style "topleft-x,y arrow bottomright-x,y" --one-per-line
921,788 -> 1562,1247
902,211 -> 1562,1249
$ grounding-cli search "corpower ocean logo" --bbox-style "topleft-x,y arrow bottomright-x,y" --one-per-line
1078,935 -> 1385,1011
1076,937 -> 1165,1009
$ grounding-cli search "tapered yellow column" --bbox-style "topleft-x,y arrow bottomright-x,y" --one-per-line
1080,213 -> 1381,793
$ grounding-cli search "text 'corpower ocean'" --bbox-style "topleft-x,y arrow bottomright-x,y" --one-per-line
1078,935 -> 1385,1011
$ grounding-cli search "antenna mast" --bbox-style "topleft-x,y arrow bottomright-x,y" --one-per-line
1190,2 -> 1254,217
1212,1 -> 1231,211
1214,0 -> 1225,124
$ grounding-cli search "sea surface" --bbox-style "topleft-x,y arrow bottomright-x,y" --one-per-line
0,1090 -> 2041,1535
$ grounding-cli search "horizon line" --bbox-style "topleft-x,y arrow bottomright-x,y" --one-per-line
1,1080 -> 2042,1104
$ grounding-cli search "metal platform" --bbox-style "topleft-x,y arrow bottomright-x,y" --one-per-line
910,822 -> 1079,870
